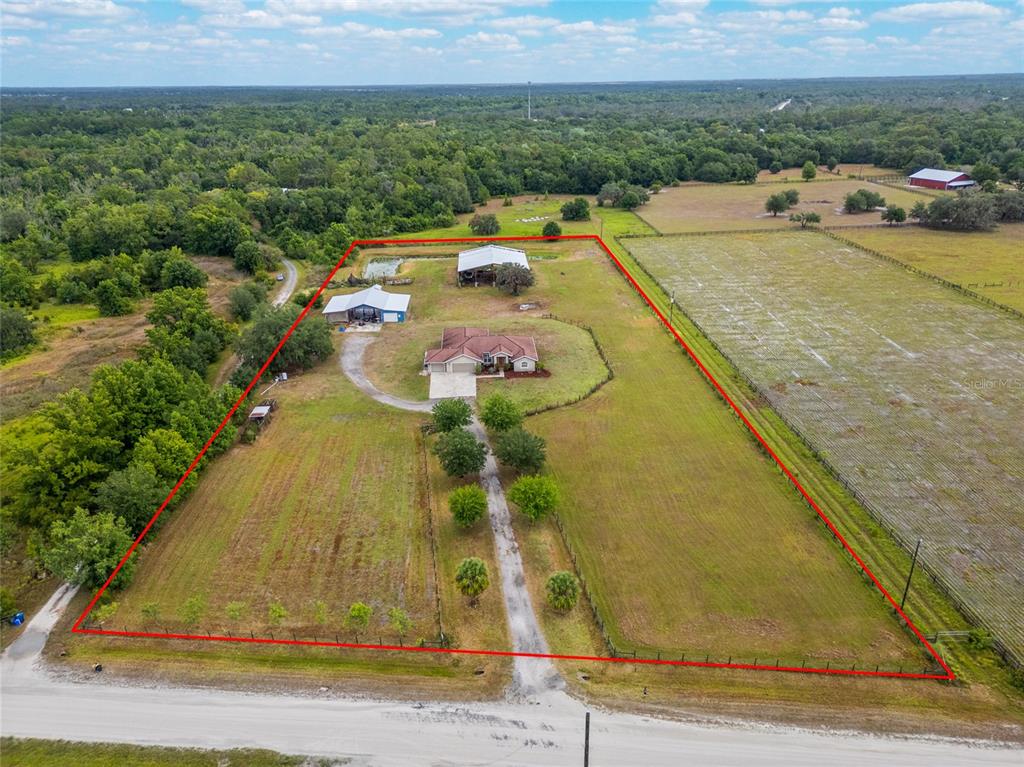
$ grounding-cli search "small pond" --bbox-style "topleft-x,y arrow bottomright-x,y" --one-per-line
364,258 -> 404,280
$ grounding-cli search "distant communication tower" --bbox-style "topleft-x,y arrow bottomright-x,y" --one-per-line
527,81 -> 532,120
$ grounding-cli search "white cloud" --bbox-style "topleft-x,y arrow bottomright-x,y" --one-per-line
115,40 -> 172,52
0,14 -> 46,28
874,1 -> 1007,22
301,22 -> 442,40
3,0 -> 132,18
456,30 -> 523,50
202,9 -> 320,28
181,0 -> 244,11
487,14 -> 559,30
818,9 -> 868,30
553,20 -> 637,36
1,34 -> 30,46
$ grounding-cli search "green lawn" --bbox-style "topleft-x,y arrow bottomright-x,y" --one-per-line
361,311 -> 609,413
1,738 -> 325,767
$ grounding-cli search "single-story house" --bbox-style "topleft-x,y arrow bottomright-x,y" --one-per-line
908,168 -> 975,191
457,245 -> 529,286
321,285 -> 411,324
424,327 -> 538,374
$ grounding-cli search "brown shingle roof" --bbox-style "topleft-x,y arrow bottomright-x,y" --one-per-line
425,327 -> 538,365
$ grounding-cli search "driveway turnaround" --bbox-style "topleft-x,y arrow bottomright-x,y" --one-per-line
339,335 -> 433,412
428,371 -> 477,399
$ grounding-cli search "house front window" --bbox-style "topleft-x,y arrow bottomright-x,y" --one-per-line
482,353 -> 492,364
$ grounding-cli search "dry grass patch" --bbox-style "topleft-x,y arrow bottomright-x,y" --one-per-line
638,179 -> 932,233
837,223 -> 1024,312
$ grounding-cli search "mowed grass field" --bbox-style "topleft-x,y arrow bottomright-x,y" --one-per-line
628,230 -> 1024,661
106,334 -> 438,640
362,246 -> 924,667
636,178 -> 931,233
837,223 -> 1024,312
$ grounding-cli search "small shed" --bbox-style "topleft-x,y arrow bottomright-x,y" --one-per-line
908,168 -> 975,191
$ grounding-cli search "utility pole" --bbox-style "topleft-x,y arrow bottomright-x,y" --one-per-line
527,81 -> 532,120
669,288 -> 676,326
900,538 -> 922,610
583,711 -> 590,767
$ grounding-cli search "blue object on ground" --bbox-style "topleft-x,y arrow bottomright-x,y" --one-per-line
10,611 -> 25,626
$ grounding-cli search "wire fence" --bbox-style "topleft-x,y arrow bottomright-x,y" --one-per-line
615,234 -> 1023,669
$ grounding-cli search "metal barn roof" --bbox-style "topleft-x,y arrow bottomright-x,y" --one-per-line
322,285 -> 411,315
457,245 -> 529,273
908,168 -> 969,183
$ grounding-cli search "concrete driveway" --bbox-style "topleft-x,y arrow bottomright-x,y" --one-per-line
429,371 -> 477,399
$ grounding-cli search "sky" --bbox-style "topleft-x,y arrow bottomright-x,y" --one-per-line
0,0 -> 1022,87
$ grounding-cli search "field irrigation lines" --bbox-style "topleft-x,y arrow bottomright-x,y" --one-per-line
71,234 -> 954,682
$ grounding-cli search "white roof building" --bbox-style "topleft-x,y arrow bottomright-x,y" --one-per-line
457,245 -> 529,273
322,285 -> 411,323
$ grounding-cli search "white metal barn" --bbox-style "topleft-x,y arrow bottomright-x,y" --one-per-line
457,245 -> 529,286
321,285 -> 411,324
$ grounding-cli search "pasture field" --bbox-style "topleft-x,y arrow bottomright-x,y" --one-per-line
635,178 -> 931,233
68,331 -> 511,693
99,334 -> 439,639
627,231 -> 1024,662
835,224 -> 1024,313
364,246 -> 925,668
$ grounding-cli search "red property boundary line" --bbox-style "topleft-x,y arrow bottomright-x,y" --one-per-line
72,234 -> 954,682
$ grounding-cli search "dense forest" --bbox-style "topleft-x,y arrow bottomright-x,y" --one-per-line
1,76 -> 1023,598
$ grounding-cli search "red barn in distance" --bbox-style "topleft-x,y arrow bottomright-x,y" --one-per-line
908,168 -> 976,191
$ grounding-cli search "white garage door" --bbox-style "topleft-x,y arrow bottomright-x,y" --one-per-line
451,361 -> 476,373
382,312 -> 399,323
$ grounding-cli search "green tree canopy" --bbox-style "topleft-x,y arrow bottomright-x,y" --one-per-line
449,484 -> 488,528
561,197 -> 591,221
494,428 -> 546,474
345,601 -> 373,638
232,304 -> 333,385
0,306 -> 35,356
801,161 -> 817,181
431,398 -> 472,432
545,571 -> 580,612
479,392 -> 523,432
455,557 -> 490,603
433,428 -> 487,477
42,508 -> 136,589
507,475 -> 559,522
469,213 -> 500,236
494,263 -> 535,296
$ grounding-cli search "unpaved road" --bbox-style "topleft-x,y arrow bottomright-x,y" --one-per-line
468,414 -> 562,699
339,335 -> 433,412
340,335 -> 557,697
2,587 -> 1020,766
272,257 -> 299,308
